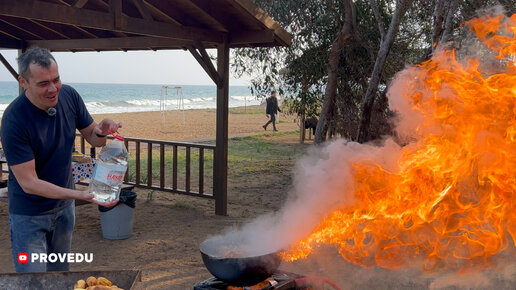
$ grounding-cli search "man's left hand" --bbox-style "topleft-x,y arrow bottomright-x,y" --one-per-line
95,119 -> 122,137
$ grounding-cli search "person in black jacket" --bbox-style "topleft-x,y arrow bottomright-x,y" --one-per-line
262,91 -> 281,131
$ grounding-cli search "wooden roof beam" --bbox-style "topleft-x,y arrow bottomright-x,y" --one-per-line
38,1 -> 99,38
0,38 -> 25,49
141,1 -> 180,25
0,53 -> 19,80
131,0 -> 152,21
187,43 -> 222,87
0,18 -> 43,40
109,0 -> 123,30
72,0 -> 89,8
229,29 -> 275,45
230,0 -> 291,46
69,25 -> 99,38
29,19 -> 70,39
177,0 -> 227,32
0,0 -> 225,42
27,36 -> 203,51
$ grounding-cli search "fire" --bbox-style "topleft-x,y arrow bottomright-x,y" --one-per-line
281,13 -> 516,272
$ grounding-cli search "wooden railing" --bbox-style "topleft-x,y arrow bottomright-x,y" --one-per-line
75,134 -> 215,199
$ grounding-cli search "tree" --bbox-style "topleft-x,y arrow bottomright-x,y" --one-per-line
356,0 -> 415,143
313,0 -> 356,144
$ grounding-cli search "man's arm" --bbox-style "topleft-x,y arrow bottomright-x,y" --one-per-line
10,159 -> 91,200
80,118 -> 122,147
275,98 -> 281,112
10,159 -> 118,206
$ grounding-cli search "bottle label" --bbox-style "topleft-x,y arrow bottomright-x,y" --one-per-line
93,162 -> 127,186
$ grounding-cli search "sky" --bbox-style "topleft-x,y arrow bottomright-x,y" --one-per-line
0,49 -> 251,86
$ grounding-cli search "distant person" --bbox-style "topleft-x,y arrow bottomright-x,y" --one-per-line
262,91 -> 281,131
1,47 -> 121,273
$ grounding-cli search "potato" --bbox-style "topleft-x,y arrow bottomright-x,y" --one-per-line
96,277 -> 112,286
90,286 -> 112,290
86,276 -> 97,286
74,279 -> 86,289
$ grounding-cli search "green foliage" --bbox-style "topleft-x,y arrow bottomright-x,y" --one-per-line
147,190 -> 155,200
233,0 -> 516,140
233,0 -> 430,139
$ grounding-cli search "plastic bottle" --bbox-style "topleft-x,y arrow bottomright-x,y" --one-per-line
89,135 -> 128,203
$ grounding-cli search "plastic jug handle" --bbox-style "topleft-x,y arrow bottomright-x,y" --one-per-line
108,129 -> 124,141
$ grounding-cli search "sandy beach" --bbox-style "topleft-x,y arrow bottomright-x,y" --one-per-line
91,105 -> 299,142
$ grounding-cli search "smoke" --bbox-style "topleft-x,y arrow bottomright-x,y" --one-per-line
202,138 -> 404,257
429,263 -> 516,290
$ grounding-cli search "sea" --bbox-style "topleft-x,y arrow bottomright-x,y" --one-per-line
0,81 -> 262,116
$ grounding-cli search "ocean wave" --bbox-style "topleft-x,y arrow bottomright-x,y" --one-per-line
230,95 -> 255,101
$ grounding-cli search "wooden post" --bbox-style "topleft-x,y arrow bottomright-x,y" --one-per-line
214,39 -> 229,216
0,53 -> 19,81
18,48 -> 25,95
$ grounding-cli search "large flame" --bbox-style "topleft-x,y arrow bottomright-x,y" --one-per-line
282,13 -> 516,272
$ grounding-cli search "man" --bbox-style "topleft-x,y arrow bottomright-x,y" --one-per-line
262,91 -> 281,131
1,47 -> 121,272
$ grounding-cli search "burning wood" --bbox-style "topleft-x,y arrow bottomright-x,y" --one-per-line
281,12 -> 516,273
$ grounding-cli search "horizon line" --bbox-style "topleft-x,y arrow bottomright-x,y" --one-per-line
0,80 -> 252,87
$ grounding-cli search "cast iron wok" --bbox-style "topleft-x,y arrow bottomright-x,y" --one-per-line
200,238 -> 282,286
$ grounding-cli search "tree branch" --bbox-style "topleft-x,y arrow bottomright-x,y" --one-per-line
369,0 -> 386,40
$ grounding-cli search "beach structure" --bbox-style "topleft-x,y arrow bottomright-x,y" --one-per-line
160,85 -> 185,125
0,0 -> 291,215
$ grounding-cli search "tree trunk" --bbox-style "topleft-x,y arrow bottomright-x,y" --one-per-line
416,0 -> 458,64
314,0 -> 356,145
441,0 -> 459,43
356,0 -> 415,143
432,0 -> 458,47
432,0 -> 447,50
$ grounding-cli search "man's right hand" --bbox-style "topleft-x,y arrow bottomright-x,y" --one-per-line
266,114 -> 270,118
79,190 -> 119,207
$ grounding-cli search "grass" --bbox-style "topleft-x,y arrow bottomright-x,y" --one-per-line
124,130 -> 309,191
229,105 -> 264,115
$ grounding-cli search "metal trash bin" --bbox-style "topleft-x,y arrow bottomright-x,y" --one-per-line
98,191 -> 137,240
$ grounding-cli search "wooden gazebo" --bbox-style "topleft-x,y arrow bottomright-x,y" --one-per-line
0,0 -> 292,215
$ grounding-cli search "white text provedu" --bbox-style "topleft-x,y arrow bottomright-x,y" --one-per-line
31,253 -> 93,263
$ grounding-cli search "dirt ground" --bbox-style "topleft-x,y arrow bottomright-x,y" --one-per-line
0,133 -> 319,289
0,132 -> 513,289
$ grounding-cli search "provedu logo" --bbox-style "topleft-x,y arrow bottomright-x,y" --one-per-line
18,252 -> 93,263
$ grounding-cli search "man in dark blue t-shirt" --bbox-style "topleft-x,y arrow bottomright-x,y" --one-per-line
1,48 -> 121,272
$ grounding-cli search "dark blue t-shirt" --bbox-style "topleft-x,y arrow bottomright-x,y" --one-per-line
1,85 -> 93,215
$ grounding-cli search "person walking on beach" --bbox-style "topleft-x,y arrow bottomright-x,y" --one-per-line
1,47 -> 121,273
262,90 -> 281,131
